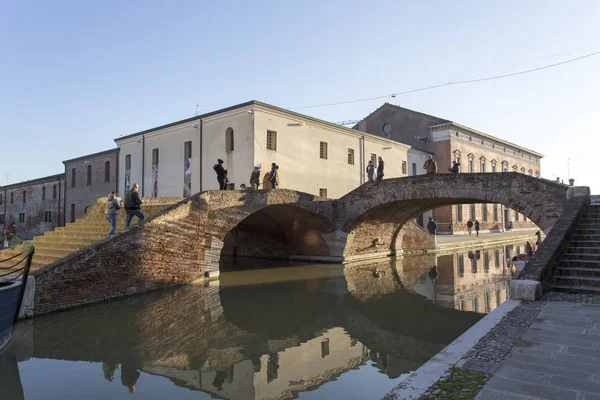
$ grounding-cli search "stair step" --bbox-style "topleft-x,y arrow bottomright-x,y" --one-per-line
560,259 -> 600,268
556,266 -> 600,277
552,284 -> 600,294
553,275 -> 600,289
561,253 -> 600,262
575,229 -> 600,235
571,235 -> 600,241
566,247 -> 600,255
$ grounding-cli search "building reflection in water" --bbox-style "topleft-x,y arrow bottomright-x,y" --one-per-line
6,240 -> 529,400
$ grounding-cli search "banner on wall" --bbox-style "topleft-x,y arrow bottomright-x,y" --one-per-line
152,164 -> 158,197
124,169 -> 130,195
183,158 -> 192,197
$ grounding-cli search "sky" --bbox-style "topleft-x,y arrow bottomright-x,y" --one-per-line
1,0 -> 599,192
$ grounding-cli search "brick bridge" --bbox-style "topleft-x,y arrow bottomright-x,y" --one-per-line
31,173 -> 587,314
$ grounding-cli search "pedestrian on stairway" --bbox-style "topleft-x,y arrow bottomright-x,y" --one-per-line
376,157 -> 385,182
427,217 -> 438,235
269,163 -> 279,189
474,220 -> 480,236
104,191 -> 121,236
124,183 -> 145,229
213,159 -> 228,190
467,219 -> 474,236
423,155 -> 438,175
366,160 -> 375,182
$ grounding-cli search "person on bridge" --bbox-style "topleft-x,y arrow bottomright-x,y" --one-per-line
423,155 -> 438,175
124,184 -> 145,229
213,159 -> 228,190
249,164 -> 261,189
269,163 -> 279,189
474,219 -> 480,236
427,217 -> 438,235
467,219 -> 474,236
366,160 -> 375,182
104,191 -> 121,236
448,160 -> 461,174
376,157 -> 384,182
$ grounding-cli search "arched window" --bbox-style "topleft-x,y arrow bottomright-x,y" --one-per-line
490,159 -> 497,173
453,149 -> 461,164
520,167 -> 526,174
535,171 -> 540,178
468,153 -> 475,173
502,161 -> 509,172
480,156 -> 487,173
512,165 -> 518,172
105,161 -> 111,182
226,127 -> 234,152
528,169 -> 533,176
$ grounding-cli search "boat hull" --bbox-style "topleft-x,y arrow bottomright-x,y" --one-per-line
0,280 -> 23,352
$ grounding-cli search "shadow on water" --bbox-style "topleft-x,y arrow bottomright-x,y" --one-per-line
6,240 -> 526,399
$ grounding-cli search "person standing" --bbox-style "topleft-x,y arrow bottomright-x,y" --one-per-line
124,183 -> 144,229
269,163 -> 279,189
376,157 -> 384,182
366,160 -> 375,183
466,219 -> 474,236
423,155 -> 438,175
427,217 -> 438,236
249,164 -> 261,189
213,159 -> 228,190
104,191 -> 121,236
474,219 -> 480,236
448,161 -> 460,174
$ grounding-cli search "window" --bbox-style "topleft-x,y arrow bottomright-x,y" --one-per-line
44,211 -> 52,222
105,161 -> 111,182
482,205 -> 488,222
226,183 -> 235,190
472,297 -> 479,312
528,169 -> 533,176
70,204 -> 76,223
0,214 -> 3,224
535,171 -> 540,178
412,163 -> 417,176
470,204 -> 476,220
491,160 -> 497,172
471,254 -> 478,273
22,190 -> 26,203
87,165 -> 92,186
512,165 -> 518,172
42,186 -> 46,200
266,130 -> 277,151
484,251 -> 490,272
53,184 -> 57,199
370,153 -> 377,165
484,292 -> 491,313
456,204 -> 463,222
226,127 -> 234,152
125,154 -> 131,169
152,148 -> 159,165
19,213 -> 25,223
521,167 -> 526,174
402,161 -> 407,175
493,205 -> 498,222
458,255 -> 465,277
459,301 -> 465,311
496,289 -> 501,307
502,161 -> 509,172
184,141 -> 192,159
319,142 -> 328,159
71,168 -> 76,187
321,339 -> 330,358
319,188 -> 328,198
10,192 -> 14,204
0,193 -> 2,205
480,157 -> 486,173
454,150 -> 461,164
468,154 -> 474,172
347,148 -> 354,165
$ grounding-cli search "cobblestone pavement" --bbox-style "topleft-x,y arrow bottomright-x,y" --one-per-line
475,298 -> 600,399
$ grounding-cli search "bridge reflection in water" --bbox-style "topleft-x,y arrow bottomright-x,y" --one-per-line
6,241 -> 526,400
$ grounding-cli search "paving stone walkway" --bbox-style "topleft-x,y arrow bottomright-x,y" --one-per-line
476,299 -> 600,400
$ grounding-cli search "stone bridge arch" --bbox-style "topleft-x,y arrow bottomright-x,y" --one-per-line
336,173 -> 571,261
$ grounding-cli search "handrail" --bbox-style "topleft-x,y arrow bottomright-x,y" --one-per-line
0,251 -> 25,264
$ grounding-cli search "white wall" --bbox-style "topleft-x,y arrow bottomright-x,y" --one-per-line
117,138 -> 143,196
363,139 -> 408,181
408,149 -> 430,177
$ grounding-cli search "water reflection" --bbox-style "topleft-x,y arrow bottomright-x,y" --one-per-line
6,241 -> 526,400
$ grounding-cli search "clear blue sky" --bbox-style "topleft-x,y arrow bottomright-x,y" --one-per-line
1,0 -> 598,192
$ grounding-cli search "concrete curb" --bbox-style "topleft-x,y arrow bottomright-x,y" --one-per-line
385,299 -> 521,399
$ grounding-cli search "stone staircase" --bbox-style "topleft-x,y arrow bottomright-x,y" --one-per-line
553,204 -> 600,293
0,197 -> 182,273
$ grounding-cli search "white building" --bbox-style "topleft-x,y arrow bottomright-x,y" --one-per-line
115,101 -> 411,199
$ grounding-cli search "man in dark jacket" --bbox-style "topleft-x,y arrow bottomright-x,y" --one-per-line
448,161 -> 460,174
466,219 -> 474,236
124,183 -> 144,229
376,157 -> 384,182
269,163 -> 279,189
213,159 -> 227,190
366,160 -> 375,182
474,220 -> 480,236
427,217 -> 438,235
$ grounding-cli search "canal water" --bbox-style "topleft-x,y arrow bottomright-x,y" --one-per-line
2,240 -> 530,400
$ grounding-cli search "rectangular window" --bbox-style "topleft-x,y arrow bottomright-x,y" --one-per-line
0,214 -> 4,224
480,161 -> 486,173
496,289 -> 501,307
44,211 -> 52,223
152,148 -> 159,165
319,142 -> 328,159
226,183 -> 235,190
412,163 -> 417,176
347,148 -> 354,165
370,153 -> 377,165
10,192 -> 14,204
402,161 -> 407,175
472,297 -> 479,312
468,159 -> 474,173
0,193 -> 2,205
470,204 -> 476,220
321,339 -> 330,358
105,161 -> 111,182
495,250 -> 500,268
87,165 -> 92,186
184,141 -> 192,159
456,204 -> 463,223
493,205 -> 498,222
22,190 -> 26,203
53,184 -> 57,199
492,164 -> 497,173
319,188 -> 328,198
71,168 -> 76,187
484,251 -> 490,269
70,204 -> 76,223
484,292 -> 491,313
266,130 -> 277,151
125,154 -> 132,169
482,205 -> 488,222
19,213 -> 25,223
458,255 -> 465,277
42,186 -> 46,200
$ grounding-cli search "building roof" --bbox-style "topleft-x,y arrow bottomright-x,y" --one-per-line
62,148 -> 119,165
355,103 -> 543,158
0,173 -> 64,190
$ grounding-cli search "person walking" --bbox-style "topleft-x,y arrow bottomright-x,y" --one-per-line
269,163 -> 279,189
474,219 -> 480,236
104,191 -> 121,236
423,155 -> 438,175
427,217 -> 438,236
213,159 -> 228,190
376,157 -> 384,182
448,161 -> 460,174
366,160 -> 375,183
249,164 -> 261,189
124,183 -> 144,229
466,219 -> 474,236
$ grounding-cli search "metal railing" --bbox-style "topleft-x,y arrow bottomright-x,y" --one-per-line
0,247 -> 35,323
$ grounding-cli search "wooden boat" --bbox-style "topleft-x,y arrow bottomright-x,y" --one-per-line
0,248 -> 34,351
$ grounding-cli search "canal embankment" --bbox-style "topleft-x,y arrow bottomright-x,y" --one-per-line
435,230 -> 539,254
